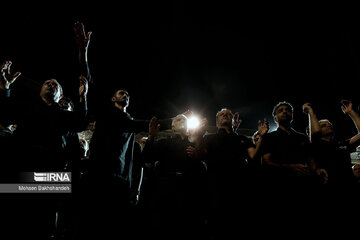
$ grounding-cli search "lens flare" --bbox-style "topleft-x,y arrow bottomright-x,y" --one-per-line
187,116 -> 200,129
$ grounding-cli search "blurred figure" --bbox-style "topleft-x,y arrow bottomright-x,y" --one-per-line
142,113 -> 207,240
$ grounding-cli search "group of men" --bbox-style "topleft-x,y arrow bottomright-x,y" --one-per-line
1,21 -> 360,240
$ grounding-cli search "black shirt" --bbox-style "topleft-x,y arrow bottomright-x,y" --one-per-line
142,134 -> 207,208
88,106 -> 171,189
1,90 -> 88,172
261,127 -> 310,166
309,138 -> 356,186
203,128 -> 254,207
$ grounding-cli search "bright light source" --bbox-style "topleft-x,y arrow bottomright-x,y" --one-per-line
188,116 -> 200,129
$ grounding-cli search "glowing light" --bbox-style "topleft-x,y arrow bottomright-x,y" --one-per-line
187,116 -> 200,129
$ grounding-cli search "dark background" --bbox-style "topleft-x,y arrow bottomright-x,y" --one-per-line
2,2 -> 360,139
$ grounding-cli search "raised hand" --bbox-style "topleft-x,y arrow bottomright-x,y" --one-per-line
233,112 -> 242,131
0,61 -> 21,90
258,118 -> 269,136
74,21 -> 92,51
302,102 -> 313,114
341,99 -> 353,114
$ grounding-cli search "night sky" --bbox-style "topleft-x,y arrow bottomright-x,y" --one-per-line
2,2 -> 360,140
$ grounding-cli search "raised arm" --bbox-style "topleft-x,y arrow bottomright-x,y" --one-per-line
247,118 -> 269,159
62,75 -> 89,132
74,21 -> 92,82
341,100 -> 360,146
0,61 -> 21,91
302,102 -> 320,142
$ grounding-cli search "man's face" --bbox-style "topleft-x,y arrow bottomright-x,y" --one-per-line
216,109 -> 233,129
274,105 -> 293,125
353,164 -> 360,178
40,79 -> 62,103
319,120 -> 334,137
112,89 -> 130,107
172,115 -> 188,135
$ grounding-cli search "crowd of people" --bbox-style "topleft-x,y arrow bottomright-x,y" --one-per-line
1,22 -> 360,240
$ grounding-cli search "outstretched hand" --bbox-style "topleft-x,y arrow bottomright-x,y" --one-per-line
74,21 -> 92,50
0,61 -> 21,90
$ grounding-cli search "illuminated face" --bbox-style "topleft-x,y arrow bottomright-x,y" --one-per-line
172,115 -> 188,135
353,164 -> 360,178
40,79 -> 62,103
112,89 -> 130,107
216,109 -> 233,128
319,120 -> 334,136
274,105 -> 293,124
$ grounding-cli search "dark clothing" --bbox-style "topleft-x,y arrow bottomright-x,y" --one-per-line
79,106 -> 171,239
202,129 -> 255,239
261,127 -> 314,187
0,88 -> 88,239
0,128 -> 17,182
143,134 -> 207,208
142,134 -> 207,240
88,106 -> 170,189
309,138 -> 357,187
203,128 -> 254,208
262,127 -> 310,165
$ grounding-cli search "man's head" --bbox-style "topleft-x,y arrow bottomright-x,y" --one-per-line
40,79 -> 63,104
318,119 -> 335,138
112,89 -> 130,110
352,164 -> 360,178
172,114 -> 188,136
216,108 -> 234,129
272,101 -> 293,126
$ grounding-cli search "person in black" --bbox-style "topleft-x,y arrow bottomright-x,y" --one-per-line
0,61 -> 21,181
260,101 -> 326,231
0,57 -> 88,239
78,87 -> 173,239
202,108 -> 268,239
261,101 -> 319,189
303,101 -> 360,204
141,113 -> 207,240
